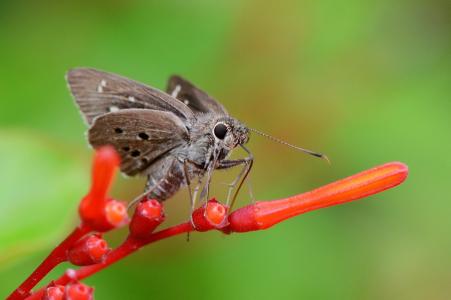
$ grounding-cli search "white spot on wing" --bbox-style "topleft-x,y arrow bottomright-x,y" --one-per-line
109,106 -> 119,112
171,84 -> 181,98
183,99 -> 190,105
128,96 -> 136,102
97,79 -> 107,93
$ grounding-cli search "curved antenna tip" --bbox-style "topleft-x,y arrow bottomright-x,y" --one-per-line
306,151 -> 331,165
320,154 -> 331,165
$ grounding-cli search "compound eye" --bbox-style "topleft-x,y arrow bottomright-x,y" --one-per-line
213,123 -> 228,139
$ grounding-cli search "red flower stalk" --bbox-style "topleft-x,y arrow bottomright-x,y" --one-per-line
79,146 -> 128,231
7,226 -> 91,300
7,147 -> 127,300
226,162 -> 408,232
33,200 -> 230,290
67,234 -> 110,266
129,199 -> 165,239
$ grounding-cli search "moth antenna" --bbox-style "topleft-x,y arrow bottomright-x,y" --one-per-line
249,128 -> 330,164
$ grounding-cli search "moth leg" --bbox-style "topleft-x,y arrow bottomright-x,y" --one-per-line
192,177 -> 202,207
181,160 -> 194,241
182,159 -> 204,211
127,190 -> 149,211
182,160 -> 194,214
222,160 -> 249,208
127,160 -> 176,211
182,160 -> 203,237
199,161 -> 214,202
247,174 -> 256,203
200,149 -> 220,202
218,145 -> 254,210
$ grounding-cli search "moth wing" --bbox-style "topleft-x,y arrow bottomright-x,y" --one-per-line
88,109 -> 189,176
166,75 -> 228,115
67,68 -> 194,125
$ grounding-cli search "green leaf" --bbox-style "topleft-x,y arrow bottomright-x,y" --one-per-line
0,130 -> 88,268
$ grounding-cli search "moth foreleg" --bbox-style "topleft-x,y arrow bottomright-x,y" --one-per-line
217,158 -> 249,169
218,146 -> 254,209
182,160 -> 196,214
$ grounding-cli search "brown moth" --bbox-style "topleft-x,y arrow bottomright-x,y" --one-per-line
67,68 -> 252,209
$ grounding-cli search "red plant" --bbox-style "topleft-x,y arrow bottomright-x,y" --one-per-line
67,234 -> 110,266
64,282 -> 94,300
7,147 -> 408,300
42,284 -> 64,300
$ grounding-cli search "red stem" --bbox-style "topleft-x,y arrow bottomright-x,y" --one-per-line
26,222 -> 193,300
7,224 -> 91,300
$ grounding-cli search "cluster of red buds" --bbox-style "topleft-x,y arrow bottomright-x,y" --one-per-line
42,282 -> 93,300
7,146 -> 408,300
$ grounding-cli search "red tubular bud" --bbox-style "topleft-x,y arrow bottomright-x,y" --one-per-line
192,199 -> 229,231
42,284 -> 64,300
88,146 -> 120,200
227,162 -> 409,233
64,282 -> 93,300
80,198 -> 128,232
67,235 -> 110,266
79,147 -> 128,232
104,199 -> 128,228
129,199 -> 165,239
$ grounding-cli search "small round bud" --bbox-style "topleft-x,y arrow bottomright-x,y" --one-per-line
65,282 -> 94,300
129,199 -> 165,239
67,234 -> 110,266
105,199 -> 128,228
191,199 -> 229,231
43,285 -> 64,300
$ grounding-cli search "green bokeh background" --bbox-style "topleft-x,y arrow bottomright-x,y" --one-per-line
1,1 -> 450,299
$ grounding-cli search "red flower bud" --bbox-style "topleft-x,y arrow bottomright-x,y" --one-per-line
67,234 -> 110,266
129,199 -> 165,239
80,197 -> 128,232
227,162 -> 408,232
42,284 -> 64,300
104,199 -> 128,228
191,199 -> 229,231
64,282 -> 94,300
79,147 -> 128,231
88,146 -> 120,200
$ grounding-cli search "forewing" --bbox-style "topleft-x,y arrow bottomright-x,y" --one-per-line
166,75 -> 228,115
88,109 -> 189,176
67,68 -> 194,125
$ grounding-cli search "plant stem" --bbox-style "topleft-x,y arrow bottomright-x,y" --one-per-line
7,224 -> 91,300
26,222 -> 193,300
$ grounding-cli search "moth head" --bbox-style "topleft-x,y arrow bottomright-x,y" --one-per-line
212,118 -> 249,149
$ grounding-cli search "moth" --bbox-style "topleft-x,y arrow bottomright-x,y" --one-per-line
67,68 -> 326,209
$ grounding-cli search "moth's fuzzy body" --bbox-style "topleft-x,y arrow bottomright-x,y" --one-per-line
146,112 -> 249,201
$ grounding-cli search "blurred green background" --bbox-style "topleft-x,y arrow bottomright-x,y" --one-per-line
1,0 -> 450,299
